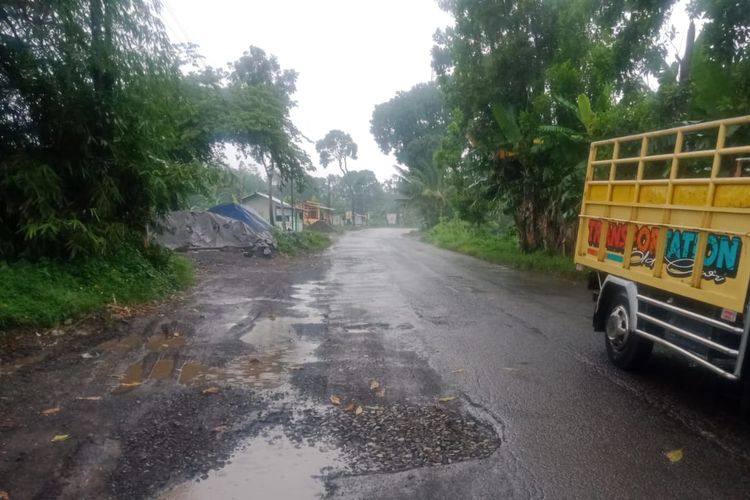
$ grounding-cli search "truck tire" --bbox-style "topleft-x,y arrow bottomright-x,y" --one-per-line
604,292 -> 653,370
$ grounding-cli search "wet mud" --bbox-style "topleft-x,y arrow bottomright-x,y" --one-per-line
0,245 -> 502,499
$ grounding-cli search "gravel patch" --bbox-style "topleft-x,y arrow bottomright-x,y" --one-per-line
293,402 -> 500,475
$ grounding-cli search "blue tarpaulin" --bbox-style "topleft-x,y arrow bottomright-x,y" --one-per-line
209,203 -> 272,234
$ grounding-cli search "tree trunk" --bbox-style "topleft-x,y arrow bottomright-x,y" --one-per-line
679,20 -> 696,85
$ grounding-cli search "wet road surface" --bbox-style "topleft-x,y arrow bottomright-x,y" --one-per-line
323,229 -> 750,498
3,228 -> 750,498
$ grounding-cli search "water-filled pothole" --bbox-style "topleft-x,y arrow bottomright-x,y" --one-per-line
110,280 -> 326,393
160,428 -> 343,500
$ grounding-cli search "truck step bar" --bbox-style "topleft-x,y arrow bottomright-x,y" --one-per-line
633,294 -> 749,381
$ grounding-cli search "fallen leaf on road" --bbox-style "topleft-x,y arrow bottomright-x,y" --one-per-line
51,434 -> 70,443
0,489 -> 9,500
211,425 -> 227,433
369,380 -> 380,390
329,395 -> 341,405
76,396 -> 102,401
118,382 -> 141,388
666,449 -> 683,463
450,369 -> 465,374
41,407 -> 60,416
344,403 -> 356,413
202,387 -> 220,395
355,405 -> 363,415
375,388 -> 386,398
438,396 -> 456,402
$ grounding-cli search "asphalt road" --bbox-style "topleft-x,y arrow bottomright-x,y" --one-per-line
4,227 -> 750,499
325,228 -> 750,499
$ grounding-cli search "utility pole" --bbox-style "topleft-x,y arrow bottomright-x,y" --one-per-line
327,175 -> 332,210
290,175 -> 296,232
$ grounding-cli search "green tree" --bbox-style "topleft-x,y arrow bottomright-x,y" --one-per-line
0,0 -> 215,258
223,47 -> 310,226
432,0 -> 676,251
370,82 -> 447,170
395,162 -> 452,227
346,170 -> 384,216
316,130 -> 359,223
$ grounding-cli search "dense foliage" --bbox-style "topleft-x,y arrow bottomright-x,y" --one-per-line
426,219 -> 579,279
0,1 -> 215,259
373,0 -> 750,253
0,2 -> 320,259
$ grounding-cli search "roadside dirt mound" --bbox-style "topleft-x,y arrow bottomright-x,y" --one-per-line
152,211 -> 275,253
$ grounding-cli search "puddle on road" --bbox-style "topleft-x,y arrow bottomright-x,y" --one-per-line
150,358 -> 175,380
110,280 -> 325,393
177,338 -> 318,390
239,316 -> 298,348
112,360 -> 145,394
99,333 -> 186,354
160,428 -> 343,500
178,361 -> 213,385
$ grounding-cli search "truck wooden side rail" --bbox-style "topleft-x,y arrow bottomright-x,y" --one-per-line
574,115 -> 750,382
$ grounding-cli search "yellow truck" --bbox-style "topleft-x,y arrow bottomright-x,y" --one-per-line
574,116 -> 750,389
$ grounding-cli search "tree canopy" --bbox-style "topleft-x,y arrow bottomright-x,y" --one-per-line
371,0 -> 749,248
316,130 -> 358,176
0,0 -> 214,258
370,82 -> 447,170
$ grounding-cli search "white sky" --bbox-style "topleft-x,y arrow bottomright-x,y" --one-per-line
161,0 -> 453,181
161,1 -> 694,182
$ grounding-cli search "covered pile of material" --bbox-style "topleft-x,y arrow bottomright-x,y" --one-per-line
208,203 -> 272,234
152,210 -> 275,255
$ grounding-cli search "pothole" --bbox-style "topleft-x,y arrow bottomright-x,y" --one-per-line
299,402 -> 500,474
159,426 -> 343,500
110,279 -> 326,394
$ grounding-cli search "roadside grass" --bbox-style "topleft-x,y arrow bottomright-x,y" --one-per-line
0,246 -> 193,329
425,219 -> 583,281
274,230 -> 332,256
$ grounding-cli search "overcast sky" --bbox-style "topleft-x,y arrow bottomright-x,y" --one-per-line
161,0 -> 453,181
161,1 -> 694,182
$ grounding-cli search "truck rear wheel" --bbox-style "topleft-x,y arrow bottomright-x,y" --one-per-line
604,293 -> 653,370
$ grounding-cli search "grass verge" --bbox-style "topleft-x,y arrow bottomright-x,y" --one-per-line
425,219 -> 583,280
274,230 -> 332,256
0,246 -> 193,329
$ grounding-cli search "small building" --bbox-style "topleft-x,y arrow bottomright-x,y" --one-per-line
344,211 -> 369,226
296,200 -> 335,226
240,192 -> 303,232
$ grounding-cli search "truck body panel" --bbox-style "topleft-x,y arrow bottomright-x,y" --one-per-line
574,115 -> 750,313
